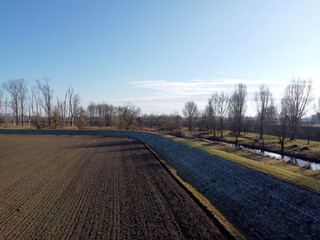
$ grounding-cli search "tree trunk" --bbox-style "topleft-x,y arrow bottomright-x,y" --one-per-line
21,105 -> 24,126
280,139 -> 284,153
259,120 -> 263,140
15,112 -> 19,126
4,104 -> 7,126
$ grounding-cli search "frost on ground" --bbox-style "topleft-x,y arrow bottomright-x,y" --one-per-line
1,129 -> 320,239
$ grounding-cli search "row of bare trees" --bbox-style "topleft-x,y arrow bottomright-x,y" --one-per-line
142,113 -> 183,132
182,84 -> 246,140
86,103 -> 182,131
1,78 -> 81,128
0,79 -> 144,130
272,80 -> 313,151
1,78 -> 319,149
182,83 -> 248,144
2,79 -> 27,126
182,79 -> 316,152
86,102 -> 141,129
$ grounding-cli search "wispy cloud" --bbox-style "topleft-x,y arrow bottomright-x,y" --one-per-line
124,78 -> 289,114
86,76 -> 318,115
288,69 -> 320,99
129,78 -> 287,98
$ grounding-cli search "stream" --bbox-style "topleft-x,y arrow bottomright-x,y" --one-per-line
228,143 -> 320,171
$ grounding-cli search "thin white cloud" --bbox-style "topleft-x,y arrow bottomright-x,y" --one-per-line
287,69 -> 320,99
87,76 -> 318,115
123,78 -> 289,114
128,78 -> 287,97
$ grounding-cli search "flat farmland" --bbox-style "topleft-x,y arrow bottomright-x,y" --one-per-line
0,134 -> 227,239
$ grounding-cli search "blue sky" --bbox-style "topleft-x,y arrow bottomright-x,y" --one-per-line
0,1 -> 319,114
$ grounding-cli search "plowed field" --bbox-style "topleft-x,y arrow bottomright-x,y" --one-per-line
0,134 -> 226,239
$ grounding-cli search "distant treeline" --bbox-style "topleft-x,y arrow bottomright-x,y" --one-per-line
1,78 -> 319,151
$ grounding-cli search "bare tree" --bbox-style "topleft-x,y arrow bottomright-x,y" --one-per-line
55,96 -> 69,128
61,93 -> 68,126
202,107 -> 212,133
301,116 -> 317,145
156,114 -> 169,130
242,116 -> 254,135
172,112 -> 182,132
183,100 -> 199,133
0,90 -> 4,126
228,83 -> 247,144
31,87 -> 42,127
316,98 -> 320,123
36,78 -> 54,127
67,87 -> 80,127
136,116 -> 144,129
103,104 -> 115,127
285,79 -> 312,140
93,103 -> 116,127
52,103 -> 63,129
4,97 -> 8,126
96,103 -> 106,127
17,79 -> 28,126
217,92 -> 229,138
255,84 -> 273,142
272,97 -> 290,152
0,90 -> 3,115
3,80 -> 20,125
118,102 -> 141,130
87,102 -> 96,126
208,93 -> 219,136
27,91 -> 33,125
75,106 -> 87,130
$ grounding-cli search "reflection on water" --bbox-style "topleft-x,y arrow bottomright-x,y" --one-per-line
229,144 -> 320,171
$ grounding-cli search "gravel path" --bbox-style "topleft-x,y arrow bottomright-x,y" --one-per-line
1,129 -> 320,239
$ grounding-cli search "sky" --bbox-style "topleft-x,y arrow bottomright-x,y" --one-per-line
0,0 -> 319,115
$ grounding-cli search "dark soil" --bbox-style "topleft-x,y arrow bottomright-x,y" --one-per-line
0,134 -> 226,239
2,130 -> 320,239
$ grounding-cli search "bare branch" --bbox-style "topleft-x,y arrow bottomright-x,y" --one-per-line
36,78 -> 54,126
183,100 -> 199,133
118,102 -> 141,130
285,79 -> 312,140
228,83 -> 247,144
255,84 -> 272,140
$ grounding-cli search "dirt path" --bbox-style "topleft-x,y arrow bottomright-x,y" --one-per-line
0,135 -> 226,239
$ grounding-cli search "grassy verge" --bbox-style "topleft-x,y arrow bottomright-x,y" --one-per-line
158,133 -> 320,195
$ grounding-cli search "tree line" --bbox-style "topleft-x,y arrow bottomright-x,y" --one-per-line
0,78 -> 319,152
182,80 -> 318,151
0,78 -> 143,130
0,78 -> 81,128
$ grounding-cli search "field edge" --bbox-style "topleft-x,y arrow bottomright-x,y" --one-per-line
139,140 -> 246,240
